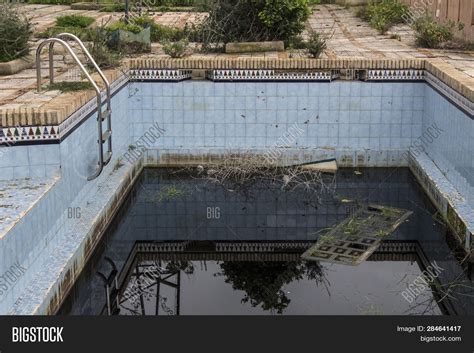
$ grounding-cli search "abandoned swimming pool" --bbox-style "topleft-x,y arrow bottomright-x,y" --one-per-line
1,63 -> 473,315
59,167 -> 474,315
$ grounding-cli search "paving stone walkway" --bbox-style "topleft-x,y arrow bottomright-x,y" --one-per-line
0,4 -> 472,115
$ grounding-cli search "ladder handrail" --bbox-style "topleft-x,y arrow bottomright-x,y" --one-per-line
36,38 -> 105,181
51,33 -> 113,164
50,33 -> 111,113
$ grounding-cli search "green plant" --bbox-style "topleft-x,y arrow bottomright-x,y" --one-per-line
162,38 -> 189,57
87,27 -> 121,69
362,0 -> 409,33
28,0 -> 74,4
106,21 -> 143,34
0,3 -> 32,62
200,0 -> 311,49
258,0 -> 311,41
157,185 -> 185,201
36,15 -> 95,40
318,234 -> 335,245
412,16 -> 461,48
305,30 -> 326,58
46,81 -> 93,92
132,16 -> 196,42
36,26 -> 94,41
286,35 -> 306,49
99,3 -> 126,12
113,157 -> 124,171
55,15 -> 95,28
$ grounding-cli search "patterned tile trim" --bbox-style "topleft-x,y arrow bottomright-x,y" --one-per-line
206,69 -> 336,81
129,69 -> 192,81
0,126 -> 59,143
366,69 -> 425,81
424,71 -> 474,117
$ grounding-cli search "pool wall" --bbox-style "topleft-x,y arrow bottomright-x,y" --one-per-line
0,60 -> 472,315
422,87 -> 474,206
130,81 -> 424,167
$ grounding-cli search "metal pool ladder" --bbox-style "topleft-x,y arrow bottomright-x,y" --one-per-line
36,33 -> 112,181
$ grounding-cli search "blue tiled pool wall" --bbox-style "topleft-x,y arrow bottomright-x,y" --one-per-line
0,88 -> 131,313
422,87 -> 474,207
129,81 -> 424,167
129,81 -> 473,207
0,144 -> 60,180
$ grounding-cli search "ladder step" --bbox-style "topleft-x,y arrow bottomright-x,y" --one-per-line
103,151 -> 112,165
101,109 -> 111,121
101,130 -> 111,143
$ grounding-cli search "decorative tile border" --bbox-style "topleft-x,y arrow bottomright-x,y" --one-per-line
129,69 -> 192,81
0,125 -> 59,143
206,69 -> 337,81
425,71 -> 474,117
365,69 -> 425,81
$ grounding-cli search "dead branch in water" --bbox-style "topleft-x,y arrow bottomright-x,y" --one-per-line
178,152 -> 336,203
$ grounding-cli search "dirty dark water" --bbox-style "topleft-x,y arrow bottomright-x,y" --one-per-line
59,168 -> 474,316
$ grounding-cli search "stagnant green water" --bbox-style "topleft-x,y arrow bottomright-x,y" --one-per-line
60,168 -> 473,315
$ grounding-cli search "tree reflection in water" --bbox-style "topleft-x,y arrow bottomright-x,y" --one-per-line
218,260 -> 327,314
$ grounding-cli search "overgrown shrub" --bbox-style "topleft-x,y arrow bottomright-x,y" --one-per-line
87,27 -> 121,69
55,15 -> 95,28
99,3 -> 126,12
305,30 -> 326,58
130,16 -> 198,42
162,38 -> 189,57
200,0 -> 311,49
362,0 -> 409,33
0,3 -> 32,62
36,26 -> 94,41
412,16 -> 461,48
286,35 -> 307,49
258,0 -> 311,41
47,81 -> 93,92
106,21 -> 143,34
36,15 -> 95,40
28,0 -> 74,4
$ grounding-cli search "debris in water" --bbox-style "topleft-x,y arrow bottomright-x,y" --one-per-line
302,204 -> 412,266
300,159 -> 337,174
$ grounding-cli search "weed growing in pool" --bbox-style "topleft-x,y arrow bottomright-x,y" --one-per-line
318,234 -> 336,245
113,157 -> 124,171
157,185 -> 185,202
